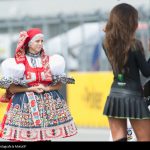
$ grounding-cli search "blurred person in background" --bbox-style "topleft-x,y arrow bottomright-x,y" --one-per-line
103,3 -> 150,141
0,28 -> 77,141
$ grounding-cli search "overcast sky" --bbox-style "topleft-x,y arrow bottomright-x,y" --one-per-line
0,0 -> 149,19
95,0 -> 149,11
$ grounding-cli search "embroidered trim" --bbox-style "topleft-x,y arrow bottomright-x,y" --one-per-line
26,51 -> 41,58
26,92 -> 41,126
2,120 -> 77,141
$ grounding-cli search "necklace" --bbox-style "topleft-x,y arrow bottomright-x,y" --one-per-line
26,51 -> 41,58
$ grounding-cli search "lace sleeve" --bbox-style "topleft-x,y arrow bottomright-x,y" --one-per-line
0,76 -> 27,89
50,75 -> 75,86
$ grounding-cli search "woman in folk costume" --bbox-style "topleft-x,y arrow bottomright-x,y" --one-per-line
0,28 -> 77,141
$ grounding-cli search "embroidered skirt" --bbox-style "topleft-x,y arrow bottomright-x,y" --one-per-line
103,88 -> 150,119
0,90 -> 77,141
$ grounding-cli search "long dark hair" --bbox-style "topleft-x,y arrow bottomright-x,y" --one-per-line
104,3 -> 138,73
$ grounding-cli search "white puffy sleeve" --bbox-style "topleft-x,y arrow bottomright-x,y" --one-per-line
0,58 -> 26,88
49,54 -> 75,85
49,54 -> 66,75
1,58 -> 25,79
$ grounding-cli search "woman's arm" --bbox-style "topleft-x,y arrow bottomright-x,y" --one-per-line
42,83 -> 62,92
134,41 -> 150,77
8,84 -> 44,94
8,83 -> 62,94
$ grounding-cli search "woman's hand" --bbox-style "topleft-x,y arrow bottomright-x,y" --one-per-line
29,83 -> 62,93
8,83 -> 62,94
29,85 -> 44,94
39,83 -> 62,92
8,84 -> 44,94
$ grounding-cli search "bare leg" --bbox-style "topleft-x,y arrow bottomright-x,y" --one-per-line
130,119 -> 150,141
108,117 -> 127,141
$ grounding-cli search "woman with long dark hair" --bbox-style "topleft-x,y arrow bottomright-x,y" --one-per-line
103,3 -> 150,141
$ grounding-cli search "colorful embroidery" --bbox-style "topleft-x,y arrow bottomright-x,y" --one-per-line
1,91 -> 77,141
26,92 -> 41,126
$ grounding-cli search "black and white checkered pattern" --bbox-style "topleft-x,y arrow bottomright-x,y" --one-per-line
51,75 -> 75,86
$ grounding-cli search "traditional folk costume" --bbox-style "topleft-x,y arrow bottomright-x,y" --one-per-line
0,28 -> 77,141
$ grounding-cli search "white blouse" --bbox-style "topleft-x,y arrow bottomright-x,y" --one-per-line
49,54 -> 66,75
0,58 -> 25,79
0,54 -> 66,79
0,54 -> 68,88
